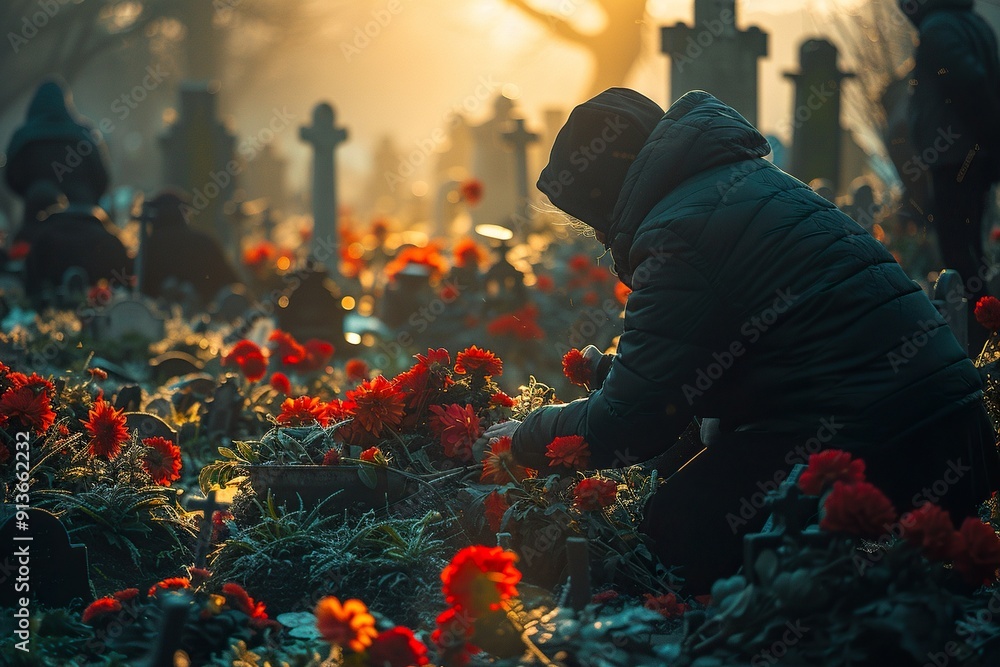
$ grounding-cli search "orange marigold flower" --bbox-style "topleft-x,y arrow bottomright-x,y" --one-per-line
367,626 -> 431,667
148,577 -> 191,598
481,436 -> 534,484
82,597 -> 121,625
490,391 -> 515,408
484,490 -> 510,533
976,296 -> 1000,332
276,396 -> 330,427
429,403 -> 482,463
900,503 -> 963,562
269,372 -> 292,395
345,358 -> 370,382
84,400 -> 129,459
458,178 -> 484,206
322,448 -> 342,466
0,386 -> 56,434
142,436 -> 182,486
820,481 -> 897,539
347,376 -> 406,437
643,592 -> 689,619
441,545 -> 521,615
561,349 -> 592,388
454,238 -> 487,267
546,435 -> 591,470
573,477 -> 618,511
454,346 -> 502,378
315,596 -> 378,652
797,449 -> 866,496
953,518 -> 1000,586
359,446 -> 386,465
385,244 -> 449,282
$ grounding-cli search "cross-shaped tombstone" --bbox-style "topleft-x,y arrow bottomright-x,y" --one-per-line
501,117 -> 539,228
186,490 -> 231,569
300,102 -> 348,266
564,536 -> 592,611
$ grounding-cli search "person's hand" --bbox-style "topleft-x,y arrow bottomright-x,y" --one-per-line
472,419 -> 522,463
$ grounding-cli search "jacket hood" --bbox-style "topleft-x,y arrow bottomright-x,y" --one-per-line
608,90 -> 771,245
898,0 -> 974,27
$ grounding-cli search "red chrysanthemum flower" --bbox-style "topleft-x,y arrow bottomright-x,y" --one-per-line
295,338 -> 336,372
453,238 -> 487,268
976,296 -> 1000,332
484,490 -> 510,533
643,592 -> 689,619
428,404 -> 482,463
953,518 -> 1000,586
324,398 -> 355,423
240,352 -> 268,382
820,481 -> 897,539
7,372 -> 55,395
574,477 -> 618,511
614,281 -> 631,306
347,376 -> 406,437
454,346 -> 502,378
222,582 -> 271,628
315,596 -> 378,652
797,449 -> 866,496
458,179 -> 484,207
148,577 -> 191,597
441,545 -> 521,615
82,597 -> 122,625
0,386 -> 56,434
367,626 -> 431,667
561,349 -> 592,388
322,448 -> 342,466
87,283 -> 113,307
345,359 -> 370,382
269,330 -> 306,366
416,348 -> 452,372
84,400 -> 129,459
490,391 -> 515,408
432,606 -> 479,666
359,446 -> 385,464
276,396 -> 330,427
900,503 -> 963,562
481,435 -> 534,484
269,372 -> 292,395
112,588 -> 141,603
486,305 -> 545,340
142,436 -> 182,486
546,435 -> 591,470
223,339 -> 264,366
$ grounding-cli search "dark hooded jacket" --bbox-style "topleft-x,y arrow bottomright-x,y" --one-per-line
902,0 -> 1000,169
512,91 -> 981,469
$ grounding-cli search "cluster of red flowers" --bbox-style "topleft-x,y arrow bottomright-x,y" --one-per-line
315,596 -> 429,665
222,332 -> 336,383
486,304 -> 544,340
434,545 -> 522,666
222,340 -> 268,382
385,244 -> 449,282
0,366 -> 57,435
801,449 -> 1000,585
975,296 -> 1000,332
141,436 -> 182,486
561,349 -> 593,388
573,477 -> 618,511
643,592 -> 689,619
453,238 -> 487,268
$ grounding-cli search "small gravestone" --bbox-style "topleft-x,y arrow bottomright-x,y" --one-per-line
92,356 -> 139,383
501,116 -> 539,229
150,351 -> 204,381
59,266 -> 90,303
100,298 -> 165,341
186,491 -> 230,568
204,377 -> 242,436
125,412 -> 178,445
0,508 -> 93,608
565,537 -> 591,611
114,385 -> 143,412
300,102 -> 349,263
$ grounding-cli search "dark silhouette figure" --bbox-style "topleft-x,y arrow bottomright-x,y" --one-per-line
901,0 -> 1000,352
499,88 -> 999,593
3,80 -> 130,306
139,191 -> 240,307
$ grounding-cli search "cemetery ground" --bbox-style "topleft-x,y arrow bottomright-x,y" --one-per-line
4,232 -> 1000,667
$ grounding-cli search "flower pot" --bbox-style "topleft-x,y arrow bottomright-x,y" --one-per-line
247,464 -> 412,514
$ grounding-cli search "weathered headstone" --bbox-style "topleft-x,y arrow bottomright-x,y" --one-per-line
565,537 -> 591,611
300,102 -> 348,265
205,377 -> 242,437
784,39 -> 853,193
114,384 -> 144,412
483,239 -> 527,314
60,266 -> 90,303
501,117 -> 540,231
125,412 -> 178,445
209,284 -> 254,324
661,0 -> 768,125
277,264 -> 346,348
0,508 -> 93,608
99,298 -> 166,341
150,351 -> 205,381
470,96 -> 519,228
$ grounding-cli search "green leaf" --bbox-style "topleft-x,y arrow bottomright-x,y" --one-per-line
358,465 -> 379,490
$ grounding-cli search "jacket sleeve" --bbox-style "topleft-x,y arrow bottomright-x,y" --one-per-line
511,243 -> 720,469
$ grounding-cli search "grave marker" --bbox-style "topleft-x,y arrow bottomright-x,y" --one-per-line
186,491 -> 231,569
501,117 -> 539,230
300,102 -> 348,264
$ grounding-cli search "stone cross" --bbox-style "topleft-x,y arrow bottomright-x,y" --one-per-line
186,491 -> 230,569
661,0 -> 768,125
565,536 -> 592,611
300,103 -> 348,265
783,39 -> 854,192
501,117 -> 539,226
